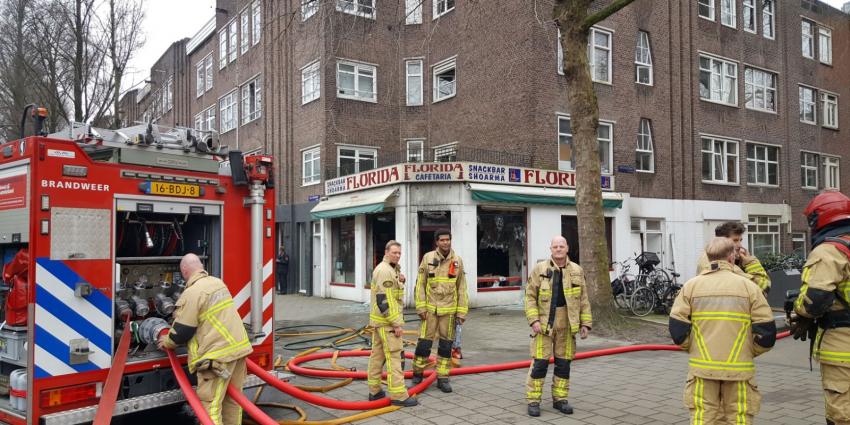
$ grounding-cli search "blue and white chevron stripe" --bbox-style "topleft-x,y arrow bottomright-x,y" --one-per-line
34,258 -> 113,378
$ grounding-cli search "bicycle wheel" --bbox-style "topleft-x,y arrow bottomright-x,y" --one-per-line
630,286 -> 656,317
613,275 -> 635,311
658,285 -> 680,314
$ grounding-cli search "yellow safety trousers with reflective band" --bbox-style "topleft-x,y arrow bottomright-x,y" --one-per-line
189,297 -> 252,369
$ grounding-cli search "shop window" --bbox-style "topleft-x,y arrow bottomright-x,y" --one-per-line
331,216 -> 355,285
561,216 -> 612,265
476,207 -> 526,291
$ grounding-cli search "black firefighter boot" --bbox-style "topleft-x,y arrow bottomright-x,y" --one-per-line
527,402 -> 541,417
553,400 -> 574,414
412,372 -> 423,385
390,397 -> 419,407
436,378 -> 453,393
368,390 -> 385,401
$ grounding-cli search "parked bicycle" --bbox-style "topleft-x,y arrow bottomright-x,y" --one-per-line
610,256 -> 638,311
630,254 -> 682,316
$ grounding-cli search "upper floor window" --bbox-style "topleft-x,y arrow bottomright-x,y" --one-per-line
720,0 -> 735,27
744,67 -> 776,113
434,143 -> 458,162
228,20 -> 238,63
196,60 -> 206,97
241,10 -> 250,54
743,0 -> 756,32
747,216 -> 780,259
799,85 -> 817,124
746,143 -> 779,186
406,59 -> 423,106
802,20 -> 815,59
302,61 -> 321,104
220,90 -> 237,133
434,0 -> 455,19
823,156 -> 840,190
636,118 -> 654,173
337,60 -> 376,102
252,0 -> 262,45
589,27 -> 612,84
406,139 -> 424,162
821,92 -> 838,129
701,135 -> 739,184
241,77 -> 262,124
635,31 -> 653,86
557,116 -> 613,174
699,55 -> 737,106
405,0 -> 422,24
302,147 -> 321,186
302,0 -> 318,21
338,146 -> 376,176
433,57 -> 456,102
819,27 -> 832,65
218,29 -> 227,69
205,55 -> 213,91
762,0 -> 775,38
337,0 -> 375,19
801,152 -> 819,189
165,77 -> 173,112
698,0 -> 714,20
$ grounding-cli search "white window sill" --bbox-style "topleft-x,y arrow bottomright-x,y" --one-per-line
241,115 -> 261,126
635,81 -> 654,87
635,169 -> 655,174
592,79 -> 613,86
824,125 -> 840,131
433,9 -> 455,20
802,186 -> 819,191
698,15 -> 715,22
700,98 -> 738,108
302,96 -> 320,105
745,106 -> 777,115
701,180 -> 740,187
744,28 -> 757,34
302,180 -> 322,187
820,60 -> 832,66
220,127 -> 235,135
337,93 -> 377,103
406,102 -> 424,107
800,119 -> 817,126
803,54 -> 815,61
746,182 -> 779,188
721,22 -> 736,29
433,93 -> 456,103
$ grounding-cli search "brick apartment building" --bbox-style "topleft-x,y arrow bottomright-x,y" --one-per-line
121,0 -> 850,307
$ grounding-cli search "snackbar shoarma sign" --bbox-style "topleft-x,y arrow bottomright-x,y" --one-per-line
325,162 -> 614,195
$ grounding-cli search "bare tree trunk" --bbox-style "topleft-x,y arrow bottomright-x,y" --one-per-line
73,0 -> 84,122
110,0 -> 119,128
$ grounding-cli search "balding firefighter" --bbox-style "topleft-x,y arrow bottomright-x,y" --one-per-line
670,237 -> 776,424
790,191 -> 850,425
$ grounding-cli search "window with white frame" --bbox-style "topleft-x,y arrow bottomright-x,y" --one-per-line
557,29 -> 564,74
302,61 -> 321,104
228,20 -> 237,63
743,0 -> 756,32
744,67 -> 776,112
746,143 -> 779,186
701,136 -> 739,184
337,61 -> 376,102
302,147 -> 321,185
205,55 -> 213,91
698,0 -> 714,20
433,57 -> 456,102
434,0 -> 454,19
819,27 -> 832,65
598,122 -> 613,174
589,27 -> 612,84
747,216 -> 780,259
405,0 -> 422,24
801,152 -> 819,189
242,77 -> 262,124
205,107 -> 215,131
636,118 -> 654,172
824,156 -> 840,189
252,0 -> 261,45
720,0 -> 735,27
219,29 -> 227,69
434,143 -> 458,162
802,20 -> 814,59
762,0 -> 774,38
800,86 -> 817,124
196,61 -> 205,97
699,55 -> 737,106
407,140 -> 424,162
302,0 -> 318,21
792,232 -> 807,258
822,92 -> 838,129
194,113 -> 203,131
338,146 -> 376,176
557,116 -> 613,174
220,90 -> 237,133
241,10 -> 249,54
406,59 -> 423,106
337,0 -> 375,19
165,77 -> 173,111
632,218 -> 665,260
635,31 -> 653,85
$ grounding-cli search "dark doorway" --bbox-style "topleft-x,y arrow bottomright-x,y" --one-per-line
560,216 -> 613,265
370,213 -> 396,269
418,211 -> 451,260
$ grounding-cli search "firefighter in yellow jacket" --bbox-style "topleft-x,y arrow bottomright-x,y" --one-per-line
670,237 -> 776,424
523,236 -> 591,417
790,191 -> 850,425
366,240 -> 418,407
158,253 -> 253,425
412,230 -> 468,393
696,221 -> 771,295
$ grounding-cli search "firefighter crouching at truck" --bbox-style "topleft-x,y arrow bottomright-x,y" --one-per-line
670,237 -> 776,424
789,191 -> 850,425
412,230 -> 469,393
523,236 -> 592,417
697,221 -> 771,295
366,240 -> 418,407
158,253 -> 253,425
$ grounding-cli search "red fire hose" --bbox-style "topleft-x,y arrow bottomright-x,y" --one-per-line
92,316 -> 133,425
227,383 -> 280,425
166,348 -> 215,425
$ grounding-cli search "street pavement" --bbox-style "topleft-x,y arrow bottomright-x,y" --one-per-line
256,295 -> 825,425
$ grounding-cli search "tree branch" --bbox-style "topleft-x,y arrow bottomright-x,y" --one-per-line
581,0 -> 637,32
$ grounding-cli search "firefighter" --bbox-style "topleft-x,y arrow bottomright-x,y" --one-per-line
697,221 -> 771,295
524,236 -> 592,417
670,237 -> 776,425
366,240 -> 418,407
789,191 -> 850,425
158,253 -> 253,425
411,230 -> 469,393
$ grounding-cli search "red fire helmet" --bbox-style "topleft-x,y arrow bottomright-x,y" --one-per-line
804,191 -> 850,231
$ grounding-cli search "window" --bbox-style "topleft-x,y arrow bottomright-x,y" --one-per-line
302,147 -> 321,186
743,0 -> 756,32
337,0 -> 375,19
337,61 -> 376,102
589,28 -> 612,84
165,77 -> 173,112
196,106 -> 215,132
701,136 -> 739,184
819,27 -> 832,65
824,156 -> 840,190
241,77 -> 262,124
801,152 -> 819,189
802,20 -> 814,59
799,86 -> 817,124
338,146 -> 376,176
228,20 -> 237,63
433,57 -> 456,102
792,232 -> 807,258
406,59 -> 423,106
698,0 -> 714,20
302,61 -> 321,104
635,31 -> 653,85
822,92 -> 838,129
557,116 -> 613,174
699,55 -> 737,106
205,106 -> 215,131
302,0 -> 317,21
744,67 -> 776,112
636,118 -> 654,173
406,140 -> 423,162
434,0 -> 454,19
434,143 -> 458,162
747,216 -> 780,259
194,113 -> 203,131
476,207 -> 526,289
746,143 -> 779,186
331,217 -> 355,284
241,11 -> 249,54
219,90 -> 237,133
405,0 -> 422,24
720,0 -> 735,27
196,61 -> 205,97
762,0 -> 774,38
219,29 -> 227,69
205,55 -> 213,91
632,218 -> 665,262
252,0 -> 261,45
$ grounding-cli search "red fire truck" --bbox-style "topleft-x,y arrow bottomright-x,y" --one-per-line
0,112 -> 276,424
